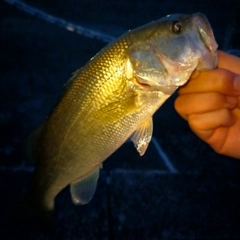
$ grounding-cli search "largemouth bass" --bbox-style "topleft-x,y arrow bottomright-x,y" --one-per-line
23,13 -> 218,220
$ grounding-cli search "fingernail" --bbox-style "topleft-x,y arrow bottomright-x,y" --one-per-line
234,75 -> 240,91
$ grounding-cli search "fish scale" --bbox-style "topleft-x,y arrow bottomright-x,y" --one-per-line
22,13 -> 218,221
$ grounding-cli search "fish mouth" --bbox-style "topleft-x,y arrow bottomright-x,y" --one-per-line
135,75 -> 178,94
192,13 -> 218,70
135,77 -> 151,88
192,13 -> 218,53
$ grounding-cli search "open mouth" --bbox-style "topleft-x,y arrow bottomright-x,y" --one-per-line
135,77 -> 151,88
193,14 -> 218,53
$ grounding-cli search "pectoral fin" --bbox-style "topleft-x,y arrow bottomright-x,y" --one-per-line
70,166 -> 100,205
131,117 -> 153,156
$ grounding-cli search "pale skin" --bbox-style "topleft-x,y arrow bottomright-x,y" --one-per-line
175,51 -> 240,159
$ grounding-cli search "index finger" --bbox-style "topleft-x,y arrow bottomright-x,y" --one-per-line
218,51 -> 240,74
178,68 -> 240,96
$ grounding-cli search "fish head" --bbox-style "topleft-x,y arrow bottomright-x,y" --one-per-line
126,13 -> 218,94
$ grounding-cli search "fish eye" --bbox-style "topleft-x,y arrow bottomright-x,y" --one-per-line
172,21 -> 183,34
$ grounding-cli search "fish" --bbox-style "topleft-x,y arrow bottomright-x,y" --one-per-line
21,13 -> 218,223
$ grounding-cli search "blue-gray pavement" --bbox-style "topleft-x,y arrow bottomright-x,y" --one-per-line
1,1 -> 240,239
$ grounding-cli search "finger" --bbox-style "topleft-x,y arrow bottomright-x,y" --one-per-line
179,69 -> 240,96
218,51 -> 240,74
188,108 -> 235,141
175,93 -> 238,120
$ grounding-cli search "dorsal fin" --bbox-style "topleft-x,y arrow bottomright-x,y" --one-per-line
21,122 -> 45,163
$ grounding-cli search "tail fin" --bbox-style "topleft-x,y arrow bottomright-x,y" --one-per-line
11,196 -> 54,232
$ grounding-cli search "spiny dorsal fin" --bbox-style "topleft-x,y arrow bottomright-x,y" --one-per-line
70,166 -> 100,205
131,117 -> 153,156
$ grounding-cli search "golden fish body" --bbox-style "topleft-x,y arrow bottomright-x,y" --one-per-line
26,13 -> 218,213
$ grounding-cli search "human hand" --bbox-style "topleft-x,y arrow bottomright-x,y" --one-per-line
175,51 -> 240,159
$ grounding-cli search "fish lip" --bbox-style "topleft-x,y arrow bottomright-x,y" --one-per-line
191,13 -> 218,70
192,13 -> 218,53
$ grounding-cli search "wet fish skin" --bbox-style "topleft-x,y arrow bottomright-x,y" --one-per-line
25,13 -> 218,215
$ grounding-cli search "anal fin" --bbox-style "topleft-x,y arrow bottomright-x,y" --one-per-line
70,166 -> 100,205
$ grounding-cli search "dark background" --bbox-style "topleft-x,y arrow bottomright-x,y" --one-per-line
1,0 -> 240,239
